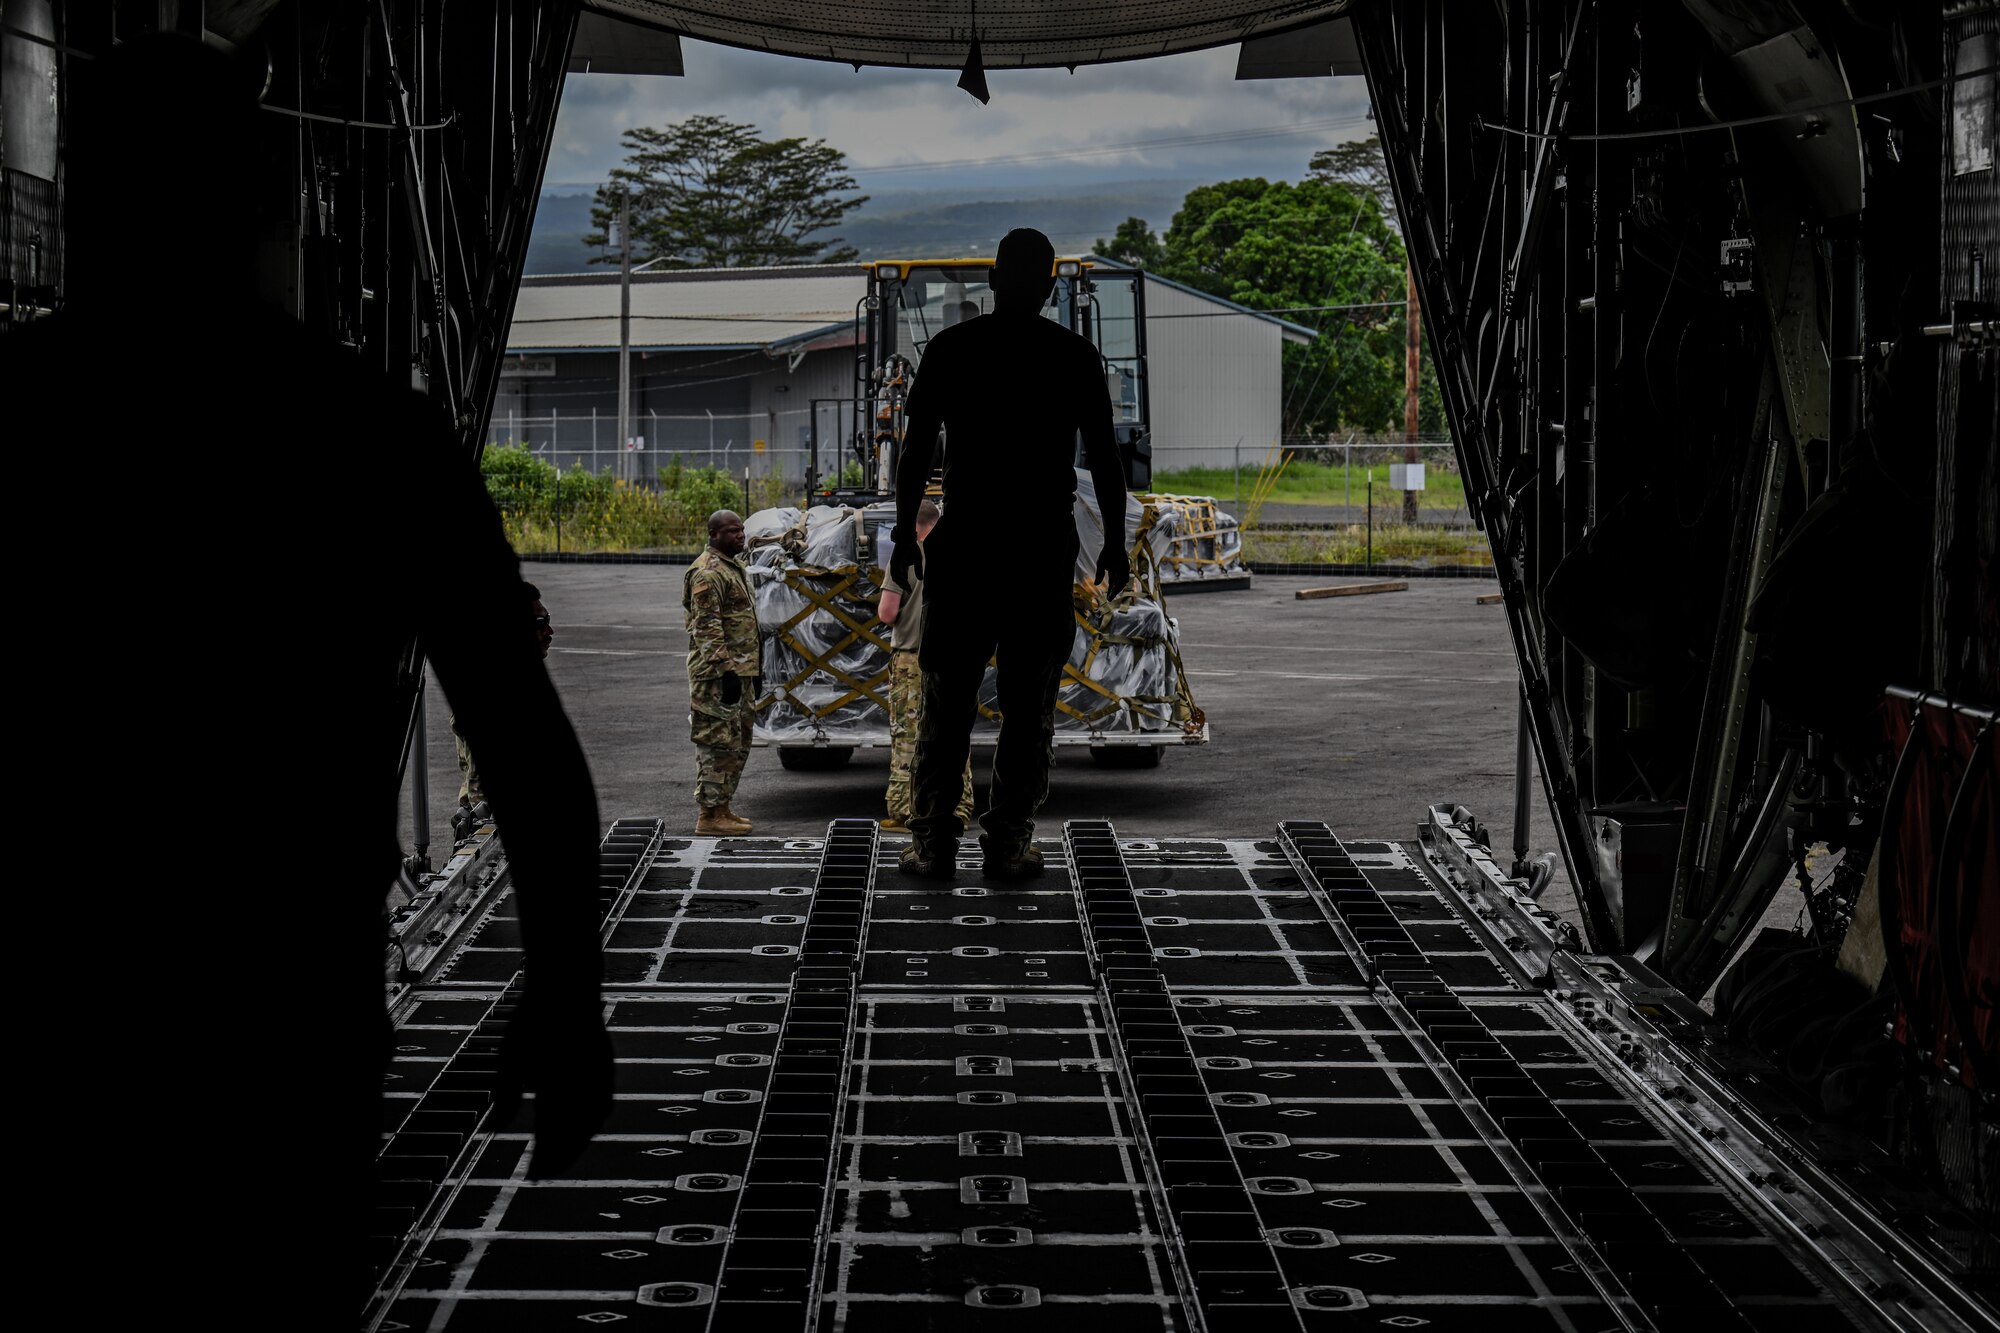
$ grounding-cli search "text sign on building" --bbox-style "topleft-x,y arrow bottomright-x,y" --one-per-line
501,357 -> 558,378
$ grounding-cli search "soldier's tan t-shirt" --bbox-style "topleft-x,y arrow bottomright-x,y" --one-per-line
888,559 -> 927,653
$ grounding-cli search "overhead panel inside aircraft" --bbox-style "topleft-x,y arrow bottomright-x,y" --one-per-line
583,0 -> 1354,68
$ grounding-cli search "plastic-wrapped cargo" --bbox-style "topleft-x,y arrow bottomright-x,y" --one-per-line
750,471 -> 1208,751
1137,493 -> 1249,584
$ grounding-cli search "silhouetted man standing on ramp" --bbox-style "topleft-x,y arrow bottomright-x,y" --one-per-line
889,227 -> 1131,880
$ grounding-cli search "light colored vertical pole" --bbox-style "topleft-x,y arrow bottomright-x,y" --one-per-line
409,672 -> 431,870
619,184 -> 633,486
1512,688 -> 1533,877
1403,264 -> 1421,525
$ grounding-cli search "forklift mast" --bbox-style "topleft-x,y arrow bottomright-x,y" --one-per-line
812,258 -> 1152,506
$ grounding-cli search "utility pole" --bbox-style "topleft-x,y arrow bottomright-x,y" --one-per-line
618,184 -> 633,485
1403,264 -> 1421,524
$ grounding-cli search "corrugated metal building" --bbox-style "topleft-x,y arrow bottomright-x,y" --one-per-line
1128,268 -> 1314,471
496,262 -> 1311,485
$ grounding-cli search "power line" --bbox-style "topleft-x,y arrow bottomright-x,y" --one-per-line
1145,300 -> 1404,321
509,312 -> 857,325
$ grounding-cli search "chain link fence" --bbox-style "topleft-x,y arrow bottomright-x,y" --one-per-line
480,412 -> 1481,564
1148,438 -> 1469,525
487,407 -> 816,492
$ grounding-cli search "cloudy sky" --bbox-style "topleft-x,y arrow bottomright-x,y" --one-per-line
545,38 -> 1374,201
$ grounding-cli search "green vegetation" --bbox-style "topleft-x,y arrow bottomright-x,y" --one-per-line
1154,457 -> 1467,512
1100,137 -> 1449,439
481,445 -> 744,554
1242,524 -> 1493,567
587,115 -> 867,268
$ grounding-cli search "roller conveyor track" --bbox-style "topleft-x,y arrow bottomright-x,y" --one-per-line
367,821 -> 1988,1333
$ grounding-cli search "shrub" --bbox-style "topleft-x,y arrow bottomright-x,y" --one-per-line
480,446 -> 754,554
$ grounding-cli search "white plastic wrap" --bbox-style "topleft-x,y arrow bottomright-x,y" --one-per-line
750,475 -> 1205,746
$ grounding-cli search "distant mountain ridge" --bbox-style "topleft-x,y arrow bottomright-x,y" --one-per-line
523,180 -> 1197,274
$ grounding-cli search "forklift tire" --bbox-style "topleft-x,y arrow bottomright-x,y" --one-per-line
777,746 -> 855,771
1090,746 -> 1163,769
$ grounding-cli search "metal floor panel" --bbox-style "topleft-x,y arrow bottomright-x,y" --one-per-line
372,827 -> 1911,1333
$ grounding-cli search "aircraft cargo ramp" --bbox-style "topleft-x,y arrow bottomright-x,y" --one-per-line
368,816 -> 1989,1333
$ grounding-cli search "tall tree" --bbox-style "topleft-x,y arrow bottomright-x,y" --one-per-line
586,115 -> 869,268
1093,216 -> 1165,269
1157,175 -> 1411,436
1308,134 -> 1395,224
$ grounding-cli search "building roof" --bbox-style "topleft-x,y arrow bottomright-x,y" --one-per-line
508,265 -> 864,353
1092,262 -> 1320,344
507,261 -> 1320,353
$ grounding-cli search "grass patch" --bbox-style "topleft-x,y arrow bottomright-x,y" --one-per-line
1242,524 -> 1493,567
1154,457 -> 1466,512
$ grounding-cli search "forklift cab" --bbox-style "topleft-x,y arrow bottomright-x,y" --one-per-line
830,258 -> 1152,503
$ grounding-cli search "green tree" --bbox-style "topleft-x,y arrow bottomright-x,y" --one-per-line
587,115 -> 869,268
1157,175 -> 1410,436
1308,134 -> 1396,224
1093,216 -> 1165,269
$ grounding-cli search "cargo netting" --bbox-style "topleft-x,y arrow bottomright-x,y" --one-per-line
1136,491 -> 1249,583
748,471 -> 1209,747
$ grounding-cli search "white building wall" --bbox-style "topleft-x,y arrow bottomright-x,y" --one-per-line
1142,275 -> 1287,476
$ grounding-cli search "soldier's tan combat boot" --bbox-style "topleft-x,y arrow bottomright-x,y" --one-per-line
696,806 -> 739,836
717,804 -> 754,834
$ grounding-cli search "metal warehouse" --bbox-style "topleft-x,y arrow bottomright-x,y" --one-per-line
495,261 -> 1314,485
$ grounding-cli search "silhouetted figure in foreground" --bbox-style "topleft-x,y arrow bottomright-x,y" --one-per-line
890,228 -> 1131,879
7,38 -> 608,1328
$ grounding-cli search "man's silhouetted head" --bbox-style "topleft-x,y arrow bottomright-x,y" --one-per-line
991,229 -> 1056,313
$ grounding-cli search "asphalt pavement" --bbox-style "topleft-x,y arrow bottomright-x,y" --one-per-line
400,568 -> 1584,924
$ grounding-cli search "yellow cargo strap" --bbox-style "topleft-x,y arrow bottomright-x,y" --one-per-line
762,565 -> 895,719
1135,493 -> 1246,576
762,553 -> 1204,739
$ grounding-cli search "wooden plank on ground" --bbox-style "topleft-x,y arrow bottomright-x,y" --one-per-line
1295,580 -> 1409,601
1475,591 -> 1504,605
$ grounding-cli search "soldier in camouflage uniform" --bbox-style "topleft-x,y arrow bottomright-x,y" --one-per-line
685,510 -> 761,834
881,499 -> 974,831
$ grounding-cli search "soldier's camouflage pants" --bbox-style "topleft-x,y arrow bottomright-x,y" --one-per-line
690,676 -> 753,809
886,650 -> 973,824
449,713 -> 484,807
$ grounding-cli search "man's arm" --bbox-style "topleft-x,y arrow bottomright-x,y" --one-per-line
415,431 -> 608,1177
1080,348 -> 1130,588
893,408 -> 940,545
891,353 -> 945,580
686,567 -> 731,678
